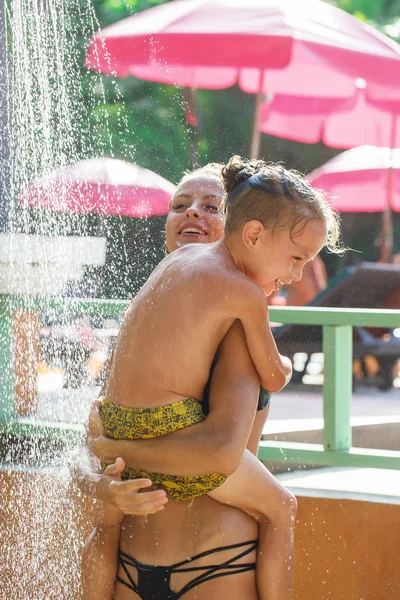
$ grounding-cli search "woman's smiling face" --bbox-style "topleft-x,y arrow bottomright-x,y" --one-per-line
166,174 -> 225,253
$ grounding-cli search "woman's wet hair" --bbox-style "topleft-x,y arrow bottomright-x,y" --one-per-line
180,162 -> 224,183
221,155 -> 343,254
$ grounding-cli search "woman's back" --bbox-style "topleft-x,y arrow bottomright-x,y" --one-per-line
116,496 -> 259,600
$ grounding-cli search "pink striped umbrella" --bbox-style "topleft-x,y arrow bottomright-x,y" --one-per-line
308,146 -> 400,261
20,157 -> 176,218
308,146 -> 400,213
85,0 -> 400,158
259,80 -> 400,261
259,82 -> 400,149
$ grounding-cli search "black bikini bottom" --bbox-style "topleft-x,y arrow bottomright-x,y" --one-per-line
116,539 -> 258,600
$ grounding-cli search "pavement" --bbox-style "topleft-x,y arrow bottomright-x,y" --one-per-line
266,384 -> 400,424
267,384 -> 400,501
36,380 -> 400,426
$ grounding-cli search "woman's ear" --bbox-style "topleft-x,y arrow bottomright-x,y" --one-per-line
242,220 -> 264,250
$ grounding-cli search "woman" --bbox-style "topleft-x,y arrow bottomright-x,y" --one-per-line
79,164 -> 296,600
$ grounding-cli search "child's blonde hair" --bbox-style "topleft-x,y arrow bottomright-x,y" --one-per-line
222,156 -> 343,254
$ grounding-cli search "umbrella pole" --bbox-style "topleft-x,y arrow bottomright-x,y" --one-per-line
379,121 -> 395,263
380,175 -> 393,263
250,70 -> 266,160
182,87 -> 201,169
250,91 -> 263,160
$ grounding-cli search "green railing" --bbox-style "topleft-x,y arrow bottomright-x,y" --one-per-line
0,294 -> 399,469
258,306 -> 400,470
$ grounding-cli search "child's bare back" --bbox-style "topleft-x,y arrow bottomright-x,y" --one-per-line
106,241 -> 255,409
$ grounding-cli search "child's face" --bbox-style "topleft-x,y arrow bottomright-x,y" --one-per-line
245,218 -> 327,296
166,175 -> 225,253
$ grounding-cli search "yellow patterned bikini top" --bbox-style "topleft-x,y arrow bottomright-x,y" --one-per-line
99,397 -> 227,502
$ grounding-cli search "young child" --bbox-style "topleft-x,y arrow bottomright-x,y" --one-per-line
83,156 -> 342,600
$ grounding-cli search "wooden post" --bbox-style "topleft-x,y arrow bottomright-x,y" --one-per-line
250,70 -> 266,160
13,309 -> 40,417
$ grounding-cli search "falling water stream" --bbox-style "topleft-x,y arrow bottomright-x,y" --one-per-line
0,1 -> 129,597
8,0 -> 99,219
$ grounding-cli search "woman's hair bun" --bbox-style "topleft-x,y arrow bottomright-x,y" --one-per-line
221,155 -> 263,194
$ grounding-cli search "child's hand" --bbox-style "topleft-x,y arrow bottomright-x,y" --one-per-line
99,459 -> 168,516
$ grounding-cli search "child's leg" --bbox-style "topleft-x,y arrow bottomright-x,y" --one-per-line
209,449 -> 297,600
81,503 -> 124,600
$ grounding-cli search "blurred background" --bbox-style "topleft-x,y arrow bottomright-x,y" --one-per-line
9,0 -> 400,300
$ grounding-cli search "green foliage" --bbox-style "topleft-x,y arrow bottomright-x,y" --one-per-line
335,0 -> 400,40
337,0 -> 400,22
68,0 -> 192,183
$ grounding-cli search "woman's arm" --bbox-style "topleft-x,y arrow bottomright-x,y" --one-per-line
82,516 -> 121,600
90,321 -> 261,477
81,462 -> 126,600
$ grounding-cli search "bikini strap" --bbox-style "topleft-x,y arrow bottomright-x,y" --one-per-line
119,549 -> 142,569
173,539 -> 258,598
117,541 -> 257,599
170,539 -> 258,569
117,550 -> 140,594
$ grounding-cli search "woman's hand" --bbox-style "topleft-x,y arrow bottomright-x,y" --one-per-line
98,458 -> 168,516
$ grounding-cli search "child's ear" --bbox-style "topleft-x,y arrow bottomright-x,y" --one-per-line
242,220 -> 264,249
